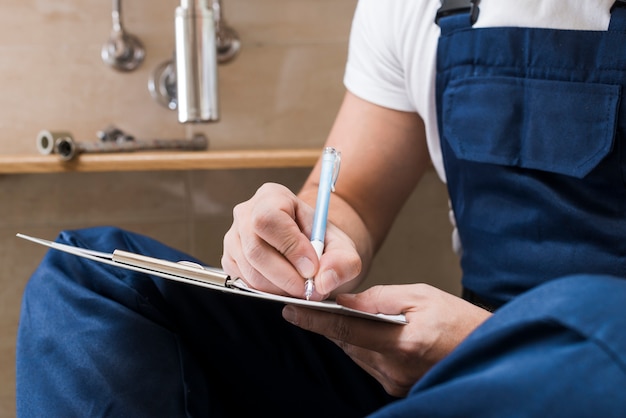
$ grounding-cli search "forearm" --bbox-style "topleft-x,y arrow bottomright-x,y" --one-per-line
297,92 -> 431,293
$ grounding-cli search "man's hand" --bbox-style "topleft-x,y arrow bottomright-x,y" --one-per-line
221,182 -> 363,300
281,283 -> 492,397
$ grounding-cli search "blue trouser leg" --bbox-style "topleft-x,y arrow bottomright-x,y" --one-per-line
370,274 -> 626,417
16,227 -> 393,417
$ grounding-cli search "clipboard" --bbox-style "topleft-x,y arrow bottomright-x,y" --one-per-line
17,233 -> 407,324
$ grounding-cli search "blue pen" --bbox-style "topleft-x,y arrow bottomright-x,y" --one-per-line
305,147 -> 341,300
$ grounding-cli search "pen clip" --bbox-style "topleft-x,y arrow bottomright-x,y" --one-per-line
330,150 -> 341,192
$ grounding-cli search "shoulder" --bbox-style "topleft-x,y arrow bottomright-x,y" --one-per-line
345,0 -> 440,112
351,0 -> 438,42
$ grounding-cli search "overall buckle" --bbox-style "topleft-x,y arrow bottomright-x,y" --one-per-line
435,0 -> 480,25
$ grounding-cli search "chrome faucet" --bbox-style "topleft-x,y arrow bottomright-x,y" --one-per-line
148,0 -> 240,124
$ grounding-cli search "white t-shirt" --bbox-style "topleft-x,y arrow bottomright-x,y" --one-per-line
344,0 -> 613,182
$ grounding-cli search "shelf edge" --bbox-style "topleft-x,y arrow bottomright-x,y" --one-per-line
0,149 -> 322,174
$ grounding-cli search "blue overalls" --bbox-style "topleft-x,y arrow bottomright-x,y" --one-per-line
15,3 -> 626,418
370,2 -> 626,416
437,3 -> 626,309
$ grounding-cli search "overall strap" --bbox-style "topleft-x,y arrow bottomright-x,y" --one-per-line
438,1 -> 626,32
436,0 -> 479,33
610,0 -> 626,31
435,0 -> 479,24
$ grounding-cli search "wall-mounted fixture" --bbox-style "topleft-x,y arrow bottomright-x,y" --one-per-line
213,0 -> 241,64
175,0 -> 218,123
37,128 -> 208,162
101,0 -> 145,72
149,0 -> 240,124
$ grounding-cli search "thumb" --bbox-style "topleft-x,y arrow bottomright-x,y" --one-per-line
336,285 -> 412,315
314,224 -> 362,295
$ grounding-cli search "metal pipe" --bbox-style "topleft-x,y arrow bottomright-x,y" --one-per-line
149,0 -> 239,114
175,0 -> 219,123
52,134 -> 208,161
36,130 -> 73,155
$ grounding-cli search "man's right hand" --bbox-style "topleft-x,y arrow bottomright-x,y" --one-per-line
221,182 -> 362,300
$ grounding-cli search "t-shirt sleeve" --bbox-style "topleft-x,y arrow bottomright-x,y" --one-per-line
343,0 -> 416,112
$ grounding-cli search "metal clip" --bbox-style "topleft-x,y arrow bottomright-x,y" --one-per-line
329,149 -> 341,193
435,0 -> 480,25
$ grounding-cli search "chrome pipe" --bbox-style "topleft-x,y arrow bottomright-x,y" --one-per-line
175,0 -> 219,123
50,134 -> 208,162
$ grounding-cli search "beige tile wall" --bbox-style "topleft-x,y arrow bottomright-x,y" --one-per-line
0,1 -> 460,416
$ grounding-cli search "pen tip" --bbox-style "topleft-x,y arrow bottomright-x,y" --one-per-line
304,279 -> 314,301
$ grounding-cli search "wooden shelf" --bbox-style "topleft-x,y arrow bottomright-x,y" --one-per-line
0,149 -> 321,174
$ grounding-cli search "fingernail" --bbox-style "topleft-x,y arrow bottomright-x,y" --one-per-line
282,306 -> 297,324
296,257 -> 315,278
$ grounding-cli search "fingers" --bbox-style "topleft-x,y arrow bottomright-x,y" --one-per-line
282,305 -> 401,353
328,339 -> 412,398
222,182 -> 364,299
336,284 -> 426,315
222,183 -> 323,298
282,306 -> 414,397
246,193 -> 317,278
221,226 -> 290,296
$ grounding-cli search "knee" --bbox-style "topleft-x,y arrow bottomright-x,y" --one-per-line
56,226 -> 135,252
22,226 -> 155,311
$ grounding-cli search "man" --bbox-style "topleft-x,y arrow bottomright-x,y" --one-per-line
17,1 -> 626,416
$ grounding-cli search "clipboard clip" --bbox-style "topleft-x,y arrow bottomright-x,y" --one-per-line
177,260 -> 248,290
